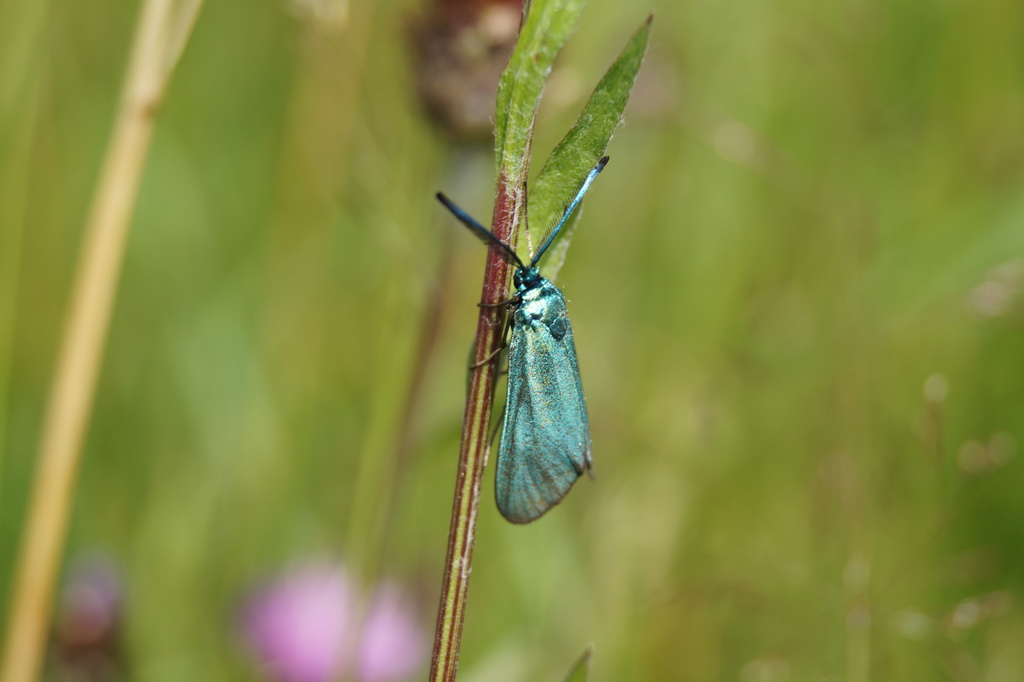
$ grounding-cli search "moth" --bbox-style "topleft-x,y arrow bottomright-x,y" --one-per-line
437,157 -> 608,523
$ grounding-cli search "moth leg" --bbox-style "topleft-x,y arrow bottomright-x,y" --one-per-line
468,308 -> 514,370
470,344 -> 503,369
477,295 -> 518,308
488,400 -> 506,446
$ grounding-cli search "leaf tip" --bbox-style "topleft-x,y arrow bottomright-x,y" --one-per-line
562,643 -> 596,682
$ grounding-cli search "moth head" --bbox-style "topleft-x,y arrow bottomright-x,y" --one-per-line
514,267 -> 542,291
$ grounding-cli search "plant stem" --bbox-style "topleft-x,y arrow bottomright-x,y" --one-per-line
0,1 -> 202,679
429,176 -> 519,682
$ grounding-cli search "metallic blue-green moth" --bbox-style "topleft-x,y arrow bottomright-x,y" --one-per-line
437,157 -> 607,523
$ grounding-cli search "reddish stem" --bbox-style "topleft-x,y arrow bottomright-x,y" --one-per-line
428,174 -> 518,681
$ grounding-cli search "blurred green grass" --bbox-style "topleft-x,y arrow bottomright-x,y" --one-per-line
3,0 -> 1024,680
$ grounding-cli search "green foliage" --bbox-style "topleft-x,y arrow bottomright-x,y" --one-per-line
528,16 -> 651,258
494,0 -> 587,191
3,0 -> 1024,680
561,643 -> 594,682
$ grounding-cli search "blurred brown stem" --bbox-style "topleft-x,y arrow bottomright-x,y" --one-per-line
0,0 -> 203,679
429,175 -> 519,681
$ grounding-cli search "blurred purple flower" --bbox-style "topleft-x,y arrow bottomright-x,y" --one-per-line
52,553 -> 125,681
243,564 -> 353,682
241,563 -> 425,682
358,584 -> 426,682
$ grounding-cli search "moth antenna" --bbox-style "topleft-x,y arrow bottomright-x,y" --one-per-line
437,192 -> 525,269
532,156 -> 609,266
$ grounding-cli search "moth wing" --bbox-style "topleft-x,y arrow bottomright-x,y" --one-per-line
495,299 -> 591,524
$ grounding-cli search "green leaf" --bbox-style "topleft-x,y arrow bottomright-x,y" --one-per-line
528,15 -> 653,262
561,643 -> 595,682
494,0 -> 588,214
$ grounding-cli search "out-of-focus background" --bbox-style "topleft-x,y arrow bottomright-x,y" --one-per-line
3,0 -> 1024,680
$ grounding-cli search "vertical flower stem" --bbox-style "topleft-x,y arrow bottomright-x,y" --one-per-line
429,176 -> 519,682
427,0 -> 595,675
0,1 -> 202,679
421,0 -> 648,675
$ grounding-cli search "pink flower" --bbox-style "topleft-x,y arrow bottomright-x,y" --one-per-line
241,563 -> 425,682
358,584 -> 426,682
